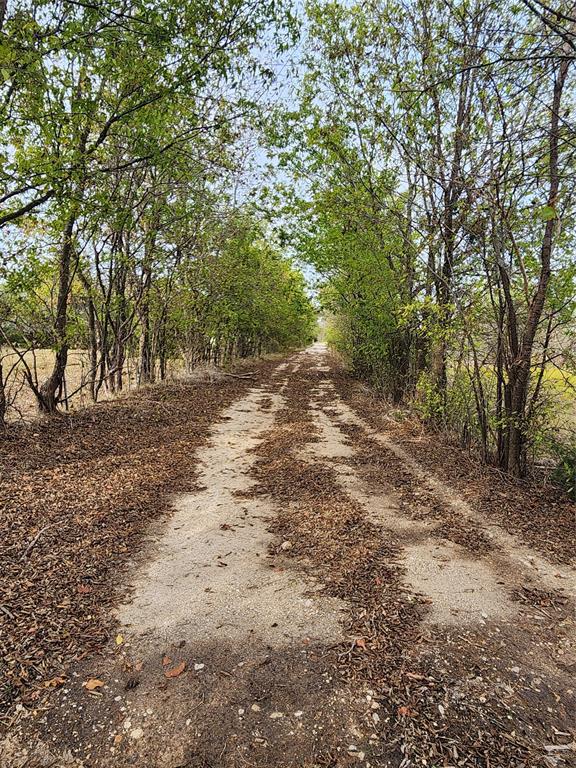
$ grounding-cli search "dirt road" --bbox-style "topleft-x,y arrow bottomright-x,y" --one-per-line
3,345 -> 575,767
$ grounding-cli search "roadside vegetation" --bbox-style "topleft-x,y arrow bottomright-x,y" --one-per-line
271,0 -> 576,484
0,0 -> 314,424
0,3 -> 574,762
1,0 -> 575,485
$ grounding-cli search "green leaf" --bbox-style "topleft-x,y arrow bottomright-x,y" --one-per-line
538,205 -> 557,222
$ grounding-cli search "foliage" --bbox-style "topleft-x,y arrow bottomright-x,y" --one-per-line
0,0 -> 312,418
1,0 -> 575,485
269,0 -> 576,477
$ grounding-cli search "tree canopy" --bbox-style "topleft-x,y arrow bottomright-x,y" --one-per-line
267,0 -> 576,479
0,0 -> 314,419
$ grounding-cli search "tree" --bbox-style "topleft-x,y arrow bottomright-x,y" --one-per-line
0,0 -> 299,414
272,0 -> 576,477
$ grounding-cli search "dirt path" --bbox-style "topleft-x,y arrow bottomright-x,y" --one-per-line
3,345 -> 575,767
119,375 -> 344,648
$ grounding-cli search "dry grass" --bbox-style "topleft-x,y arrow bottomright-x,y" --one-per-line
0,348 -> 198,422
1,348 -> 288,423
2,348 -> 101,421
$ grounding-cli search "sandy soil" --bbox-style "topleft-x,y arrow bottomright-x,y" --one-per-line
1,354 -> 366,767
118,381 -> 346,648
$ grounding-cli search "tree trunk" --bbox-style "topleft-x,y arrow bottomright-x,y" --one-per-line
505,56 -> 569,476
138,226 -> 155,385
79,270 -> 98,401
38,214 -> 75,413
138,284 -> 153,385
0,361 -> 6,427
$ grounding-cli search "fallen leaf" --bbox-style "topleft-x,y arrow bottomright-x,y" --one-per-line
397,705 -> 415,717
355,638 -> 367,650
77,584 -> 92,594
83,678 -> 104,691
115,634 -> 124,645
162,656 -> 172,667
164,661 -> 186,678
44,676 -> 66,688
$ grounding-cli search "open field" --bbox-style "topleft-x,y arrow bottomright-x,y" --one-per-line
0,348 -> 182,422
2,348 -> 101,421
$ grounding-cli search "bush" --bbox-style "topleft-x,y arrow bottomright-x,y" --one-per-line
551,441 -> 576,500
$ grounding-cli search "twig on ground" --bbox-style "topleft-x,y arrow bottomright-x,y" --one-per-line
20,524 -> 56,562
0,604 -> 15,619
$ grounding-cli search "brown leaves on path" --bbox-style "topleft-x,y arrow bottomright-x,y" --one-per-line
163,661 -> 186,679
245,351 -> 576,768
0,360 -> 276,722
337,370 -> 575,566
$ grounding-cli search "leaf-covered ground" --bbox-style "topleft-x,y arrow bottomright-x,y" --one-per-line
336,377 -> 575,566
245,348 -> 576,768
0,362 -> 277,723
0,346 -> 574,768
